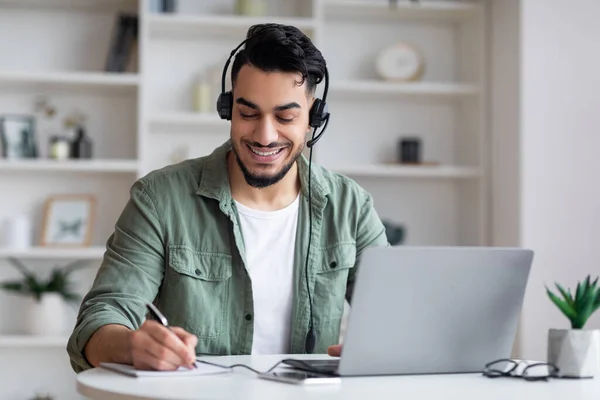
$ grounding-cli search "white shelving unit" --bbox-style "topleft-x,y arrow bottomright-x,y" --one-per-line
333,164 -> 481,179
0,335 -> 69,348
329,80 -> 480,97
0,159 -> 139,173
0,1 -> 140,396
149,111 -> 228,128
148,14 -> 317,37
0,0 -> 489,397
0,246 -> 106,260
324,0 -> 481,20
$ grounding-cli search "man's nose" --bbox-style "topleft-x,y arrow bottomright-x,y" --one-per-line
253,115 -> 278,146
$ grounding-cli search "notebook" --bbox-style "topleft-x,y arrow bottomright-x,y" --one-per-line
100,360 -> 231,377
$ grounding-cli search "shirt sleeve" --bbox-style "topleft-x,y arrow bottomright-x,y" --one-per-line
346,191 -> 389,304
66,180 -> 165,373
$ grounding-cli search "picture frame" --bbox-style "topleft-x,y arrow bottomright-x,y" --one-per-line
0,115 -> 37,158
40,194 -> 96,247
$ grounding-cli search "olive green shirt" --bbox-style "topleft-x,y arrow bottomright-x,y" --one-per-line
67,139 -> 388,373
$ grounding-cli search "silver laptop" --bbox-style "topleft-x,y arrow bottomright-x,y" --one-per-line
284,246 -> 533,377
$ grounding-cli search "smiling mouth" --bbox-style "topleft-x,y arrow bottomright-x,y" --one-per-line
247,144 -> 286,157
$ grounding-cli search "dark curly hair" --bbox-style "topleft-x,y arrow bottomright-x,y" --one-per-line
231,23 -> 327,95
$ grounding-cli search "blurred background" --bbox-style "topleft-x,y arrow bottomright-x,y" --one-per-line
0,0 -> 598,398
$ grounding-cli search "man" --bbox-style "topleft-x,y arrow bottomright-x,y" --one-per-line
67,23 -> 387,373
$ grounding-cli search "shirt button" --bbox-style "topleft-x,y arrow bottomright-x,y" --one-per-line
195,269 -> 201,275
245,314 -> 252,321
329,261 -> 337,269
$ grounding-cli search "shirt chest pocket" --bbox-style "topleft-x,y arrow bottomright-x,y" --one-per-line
312,243 -> 357,325
162,246 -> 232,339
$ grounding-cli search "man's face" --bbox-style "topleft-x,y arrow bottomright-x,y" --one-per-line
230,64 -> 311,188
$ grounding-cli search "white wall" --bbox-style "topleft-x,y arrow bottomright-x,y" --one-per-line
518,0 -> 600,360
490,0 -> 520,248
489,0 -> 521,356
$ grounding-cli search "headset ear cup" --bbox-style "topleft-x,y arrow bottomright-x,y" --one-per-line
309,98 -> 328,128
217,91 -> 233,120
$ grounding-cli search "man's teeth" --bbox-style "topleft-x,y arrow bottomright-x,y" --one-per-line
250,147 -> 281,156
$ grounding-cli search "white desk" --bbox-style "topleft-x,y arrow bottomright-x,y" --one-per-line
77,354 -> 600,400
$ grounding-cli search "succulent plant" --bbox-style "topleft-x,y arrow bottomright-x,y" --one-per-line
546,275 -> 600,329
0,258 -> 89,304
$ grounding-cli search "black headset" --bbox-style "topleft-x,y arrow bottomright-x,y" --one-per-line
216,39 -> 330,143
216,34 -> 331,354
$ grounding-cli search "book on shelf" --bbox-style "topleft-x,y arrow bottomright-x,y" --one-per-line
148,0 -> 177,13
105,13 -> 139,73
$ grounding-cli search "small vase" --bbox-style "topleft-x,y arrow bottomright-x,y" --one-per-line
25,293 -> 65,336
71,127 -> 93,159
548,328 -> 600,378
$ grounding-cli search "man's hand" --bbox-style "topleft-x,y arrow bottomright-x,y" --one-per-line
327,344 -> 343,357
131,320 -> 198,370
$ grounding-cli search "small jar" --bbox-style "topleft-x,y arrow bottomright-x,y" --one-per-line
193,72 -> 212,114
236,0 -> 266,16
49,135 -> 70,160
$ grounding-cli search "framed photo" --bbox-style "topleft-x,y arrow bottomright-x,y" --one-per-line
40,194 -> 96,247
0,115 -> 37,158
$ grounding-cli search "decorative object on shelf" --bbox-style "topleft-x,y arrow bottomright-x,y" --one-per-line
193,70 -> 213,114
398,136 -> 421,164
65,109 -> 92,159
48,135 -> 70,160
0,115 -> 37,159
33,96 -> 56,119
0,258 -> 89,336
105,13 -> 139,73
161,0 -> 176,12
546,275 -> 600,378
376,41 -> 424,82
382,220 -> 405,245
1,215 -> 32,250
40,194 -> 96,247
236,0 -> 267,16
70,126 -> 93,159
148,0 -> 177,13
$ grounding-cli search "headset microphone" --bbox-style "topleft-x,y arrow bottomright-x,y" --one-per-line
217,34 -> 330,355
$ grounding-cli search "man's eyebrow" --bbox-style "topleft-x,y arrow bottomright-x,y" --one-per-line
274,102 -> 301,111
235,97 -> 301,112
236,97 -> 259,110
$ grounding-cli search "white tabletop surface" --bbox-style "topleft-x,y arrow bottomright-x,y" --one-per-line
77,354 -> 600,400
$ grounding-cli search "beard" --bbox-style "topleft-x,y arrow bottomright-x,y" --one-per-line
232,141 -> 304,188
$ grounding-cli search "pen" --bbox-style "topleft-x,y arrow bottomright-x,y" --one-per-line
146,302 -> 197,369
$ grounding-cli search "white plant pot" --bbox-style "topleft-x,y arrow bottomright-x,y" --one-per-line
25,293 -> 65,336
548,328 -> 600,378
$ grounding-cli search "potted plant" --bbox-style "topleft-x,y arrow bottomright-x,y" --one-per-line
546,275 -> 600,378
0,258 -> 88,336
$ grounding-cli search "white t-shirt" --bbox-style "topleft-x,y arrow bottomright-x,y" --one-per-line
234,195 -> 299,355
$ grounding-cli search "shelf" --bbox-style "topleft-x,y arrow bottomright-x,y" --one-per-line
0,0 -> 137,11
0,247 -> 105,260
0,70 -> 139,94
333,164 -> 481,179
148,14 -> 316,37
149,112 -> 229,129
0,335 -> 68,348
0,159 -> 139,174
329,80 -> 479,97
324,0 -> 481,21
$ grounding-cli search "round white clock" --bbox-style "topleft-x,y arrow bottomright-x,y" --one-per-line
376,42 -> 424,82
